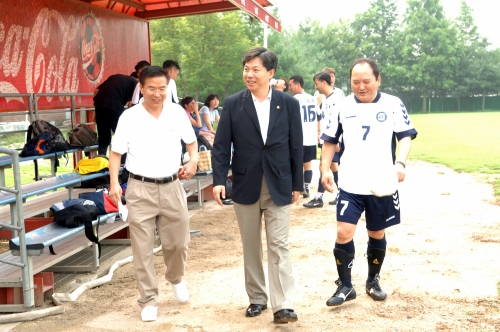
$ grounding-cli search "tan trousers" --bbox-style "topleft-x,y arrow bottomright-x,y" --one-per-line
233,176 -> 295,313
126,178 -> 190,308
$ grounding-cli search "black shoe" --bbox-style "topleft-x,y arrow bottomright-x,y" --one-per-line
302,191 -> 310,198
329,198 -> 337,205
273,309 -> 298,324
222,198 -> 233,205
326,279 -> 356,306
303,198 -> 323,208
366,274 -> 387,301
245,304 -> 267,317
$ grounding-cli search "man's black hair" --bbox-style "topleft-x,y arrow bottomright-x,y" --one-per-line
204,94 -> 220,107
313,71 -> 332,86
350,58 -> 380,80
162,59 -> 181,71
135,60 -> 150,71
180,96 -> 195,109
289,75 -> 304,88
139,66 -> 168,86
242,47 -> 278,71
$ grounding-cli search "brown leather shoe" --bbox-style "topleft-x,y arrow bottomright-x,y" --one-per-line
273,309 -> 298,324
245,304 -> 267,317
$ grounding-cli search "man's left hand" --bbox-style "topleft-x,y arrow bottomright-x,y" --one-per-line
291,191 -> 300,204
178,160 -> 197,180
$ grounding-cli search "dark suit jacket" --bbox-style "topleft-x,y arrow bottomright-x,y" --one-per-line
212,89 -> 303,206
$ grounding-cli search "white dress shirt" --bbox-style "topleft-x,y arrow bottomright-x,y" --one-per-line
111,101 -> 196,178
251,88 -> 272,144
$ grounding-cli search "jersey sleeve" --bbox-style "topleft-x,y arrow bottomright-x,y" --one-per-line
320,111 -> 341,144
393,98 -> 418,140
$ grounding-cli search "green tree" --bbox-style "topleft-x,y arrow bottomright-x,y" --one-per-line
400,0 -> 459,112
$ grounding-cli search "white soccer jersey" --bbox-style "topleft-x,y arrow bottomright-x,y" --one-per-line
322,92 -> 418,195
294,92 -> 321,146
319,87 -> 345,144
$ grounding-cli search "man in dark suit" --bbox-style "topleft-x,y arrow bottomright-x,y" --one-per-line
212,47 -> 303,324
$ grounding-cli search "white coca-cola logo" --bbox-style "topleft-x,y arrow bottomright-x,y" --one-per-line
80,14 -> 104,83
0,8 -> 105,104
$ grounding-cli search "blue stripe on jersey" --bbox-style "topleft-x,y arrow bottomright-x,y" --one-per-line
396,128 -> 418,141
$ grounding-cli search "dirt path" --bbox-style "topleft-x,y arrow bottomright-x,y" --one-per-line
8,161 -> 500,331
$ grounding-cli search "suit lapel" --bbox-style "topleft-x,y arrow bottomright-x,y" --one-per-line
266,90 -> 282,140
242,89 -> 262,139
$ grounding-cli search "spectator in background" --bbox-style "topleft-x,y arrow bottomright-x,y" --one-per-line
163,60 -> 181,104
130,61 -> 151,107
199,94 -> 220,134
180,96 -> 215,145
130,60 -> 151,79
274,77 -> 289,92
93,74 -> 137,155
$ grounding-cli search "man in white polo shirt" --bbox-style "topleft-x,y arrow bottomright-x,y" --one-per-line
108,66 -> 198,322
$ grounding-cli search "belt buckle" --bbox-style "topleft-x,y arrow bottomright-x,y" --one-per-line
155,178 -> 162,184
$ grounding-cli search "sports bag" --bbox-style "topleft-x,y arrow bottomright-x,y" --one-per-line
27,119 -> 69,152
79,190 -> 118,215
74,155 -> 109,174
67,124 -> 98,147
49,199 -> 102,257
20,132 -> 54,157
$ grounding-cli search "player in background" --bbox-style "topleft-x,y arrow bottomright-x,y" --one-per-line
289,75 -> 321,204
304,70 -> 344,208
321,58 -> 418,307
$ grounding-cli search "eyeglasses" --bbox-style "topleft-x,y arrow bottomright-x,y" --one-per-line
146,87 -> 167,93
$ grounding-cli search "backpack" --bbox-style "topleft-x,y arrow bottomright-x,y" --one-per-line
49,199 -> 101,257
26,119 -> 69,152
67,124 -> 98,147
20,132 -> 54,157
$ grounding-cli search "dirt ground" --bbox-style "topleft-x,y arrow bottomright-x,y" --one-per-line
5,160 -> 500,331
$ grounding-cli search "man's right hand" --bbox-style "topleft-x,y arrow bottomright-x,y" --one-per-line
109,182 -> 123,206
213,185 -> 226,206
321,172 -> 335,193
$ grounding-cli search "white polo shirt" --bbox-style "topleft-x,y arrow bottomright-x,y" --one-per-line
252,88 -> 272,145
111,101 -> 196,178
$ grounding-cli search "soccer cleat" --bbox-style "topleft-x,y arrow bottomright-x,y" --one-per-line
303,198 -> 323,208
329,198 -> 337,205
326,279 -> 356,306
365,274 -> 387,301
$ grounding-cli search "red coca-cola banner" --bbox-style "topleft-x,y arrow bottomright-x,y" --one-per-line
0,0 -> 150,112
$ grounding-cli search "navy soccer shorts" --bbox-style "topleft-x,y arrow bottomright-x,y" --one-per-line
335,188 -> 401,231
303,145 -> 317,163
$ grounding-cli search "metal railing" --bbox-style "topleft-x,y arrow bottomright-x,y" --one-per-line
0,147 -> 34,311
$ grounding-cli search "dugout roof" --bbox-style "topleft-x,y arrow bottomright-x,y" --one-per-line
74,0 -> 282,32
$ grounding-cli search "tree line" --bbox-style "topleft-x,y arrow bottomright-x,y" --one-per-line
150,0 -> 497,112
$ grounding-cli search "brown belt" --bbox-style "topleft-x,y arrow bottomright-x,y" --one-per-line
129,172 -> 178,184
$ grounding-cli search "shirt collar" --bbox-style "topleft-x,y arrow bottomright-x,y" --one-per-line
354,91 -> 381,104
251,87 -> 273,103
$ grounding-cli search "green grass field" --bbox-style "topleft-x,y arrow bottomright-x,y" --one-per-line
410,112 -> 500,199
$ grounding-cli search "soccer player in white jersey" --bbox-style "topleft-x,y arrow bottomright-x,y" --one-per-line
321,58 -> 418,306
289,75 -> 321,203
306,70 -> 345,208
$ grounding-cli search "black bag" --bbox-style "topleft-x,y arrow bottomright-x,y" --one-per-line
50,200 -> 101,257
225,178 -> 233,199
26,119 -> 69,152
